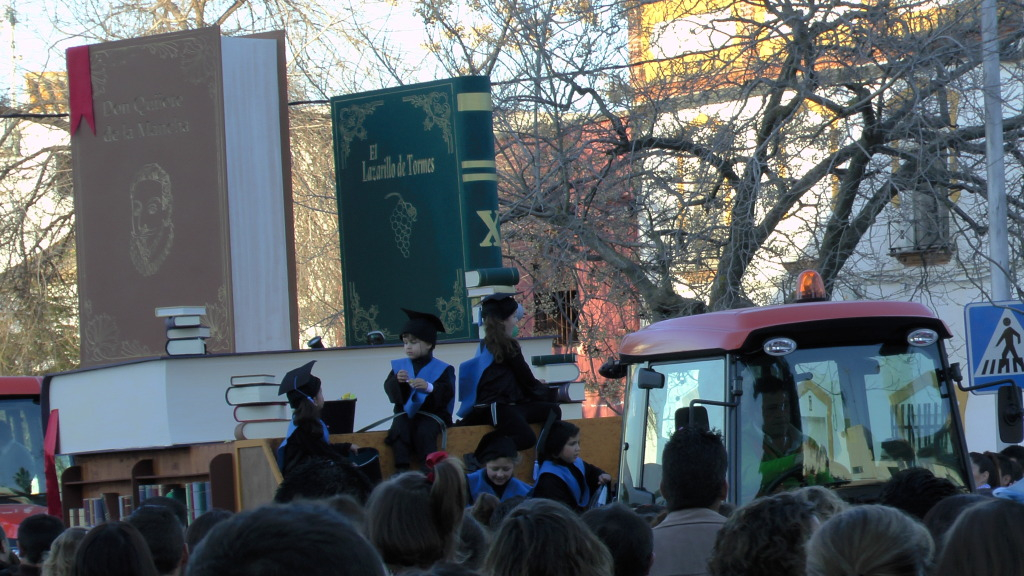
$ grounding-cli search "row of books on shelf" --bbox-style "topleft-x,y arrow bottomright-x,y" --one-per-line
138,481 -> 215,523
68,482 -> 212,528
156,306 -> 210,356
67,495 -> 133,527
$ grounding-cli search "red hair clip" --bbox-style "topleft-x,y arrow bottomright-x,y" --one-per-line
424,451 -> 449,483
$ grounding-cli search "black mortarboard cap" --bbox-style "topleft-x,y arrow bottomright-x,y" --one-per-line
474,430 -> 519,464
400,308 -> 446,346
479,293 -> 520,321
278,360 -> 322,408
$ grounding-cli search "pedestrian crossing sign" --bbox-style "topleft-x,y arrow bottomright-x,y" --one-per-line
965,301 -> 1024,390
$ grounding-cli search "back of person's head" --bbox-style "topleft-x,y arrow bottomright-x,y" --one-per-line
16,513 -> 64,565
456,514 -> 489,571
73,521 -> 159,576
365,458 -> 466,570
708,493 -> 816,576
487,494 -> 527,530
878,467 -> 959,519
716,501 -> 735,518
994,452 -> 1022,485
322,493 -> 367,531
933,498 -> 1024,576
922,493 -> 987,549
274,456 -> 373,504
970,451 -> 1002,488
40,526 -> 86,576
184,508 -> 233,555
661,426 -> 728,510
137,496 -> 188,527
127,505 -> 186,575
633,503 -> 667,525
581,503 -> 654,576
1000,444 -> 1024,464
291,394 -> 323,427
806,504 -> 933,576
484,498 -> 613,576
186,502 -> 385,576
405,563 -> 482,576
468,492 -> 500,528
794,486 -> 847,522
479,295 -> 522,362
541,420 -> 580,463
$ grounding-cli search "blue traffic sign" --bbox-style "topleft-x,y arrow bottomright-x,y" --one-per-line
965,301 -> 1024,390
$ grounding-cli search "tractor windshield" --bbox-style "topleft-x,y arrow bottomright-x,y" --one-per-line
0,396 -> 45,502
736,340 -> 970,503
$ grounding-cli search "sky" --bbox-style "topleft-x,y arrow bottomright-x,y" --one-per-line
5,0 -> 73,102
3,0 -> 437,106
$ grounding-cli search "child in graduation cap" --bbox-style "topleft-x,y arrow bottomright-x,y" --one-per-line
532,419 -> 612,513
466,430 -> 532,504
383,308 -> 456,471
276,360 -> 361,477
456,293 -> 561,451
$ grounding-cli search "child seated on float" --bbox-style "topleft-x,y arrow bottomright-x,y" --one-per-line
383,308 -> 455,471
467,431 -> 532,504
532,420 -> 611,513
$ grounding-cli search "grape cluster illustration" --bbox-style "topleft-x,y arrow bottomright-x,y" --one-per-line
386,193 -> 417,258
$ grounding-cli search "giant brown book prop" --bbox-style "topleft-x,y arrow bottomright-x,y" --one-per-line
68,26 -> 297,367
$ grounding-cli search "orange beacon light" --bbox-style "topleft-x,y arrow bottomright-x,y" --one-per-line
795,269 -> 827,302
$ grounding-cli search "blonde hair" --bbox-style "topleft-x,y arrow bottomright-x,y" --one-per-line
806,505 -> 933,576
42,527 -> 87,576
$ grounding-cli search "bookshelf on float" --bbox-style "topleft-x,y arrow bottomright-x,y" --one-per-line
58,444 -> 236,528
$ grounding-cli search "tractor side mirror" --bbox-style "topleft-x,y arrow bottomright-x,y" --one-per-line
998,385 -> 1024,444
599,358 -> 628,380
637,368 -> 665,390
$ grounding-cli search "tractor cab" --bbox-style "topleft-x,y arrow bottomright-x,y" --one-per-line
615,272 -> 972,506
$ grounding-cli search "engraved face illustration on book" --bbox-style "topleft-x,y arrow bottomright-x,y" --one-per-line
129,162 -> 175,276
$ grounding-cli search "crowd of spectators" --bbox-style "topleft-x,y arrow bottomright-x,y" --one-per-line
2,432 -> 1022,576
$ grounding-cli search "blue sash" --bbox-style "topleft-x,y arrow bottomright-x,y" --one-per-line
275,419 -> 329,470
457,346 -> 494,418
537,458 -> 590,507
391,357 -> 451,417
467,469 -> 533,502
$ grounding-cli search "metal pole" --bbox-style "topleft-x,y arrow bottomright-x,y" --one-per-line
982,0 -> 1011,301
981,0 -> 1014,450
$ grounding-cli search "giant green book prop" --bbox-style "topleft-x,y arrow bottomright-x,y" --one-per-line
331,76 -> 501,345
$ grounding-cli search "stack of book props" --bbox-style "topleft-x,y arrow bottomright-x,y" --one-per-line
465,267 -> 521,330
532,353 -> 585,420
226,373 -> 289,440
156,306 -> 210,356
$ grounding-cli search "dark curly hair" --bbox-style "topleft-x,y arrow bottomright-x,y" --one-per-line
879,467 -> 960,519
708,493 -> 817,576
